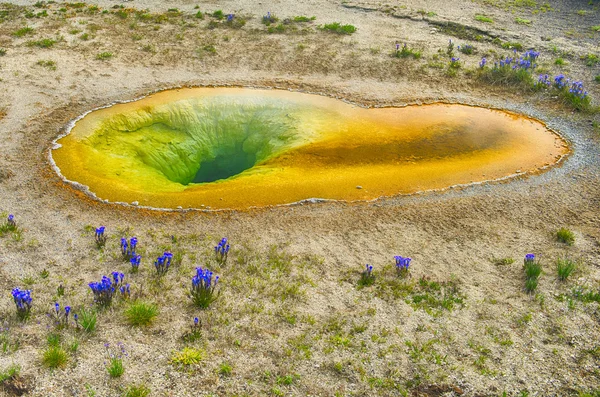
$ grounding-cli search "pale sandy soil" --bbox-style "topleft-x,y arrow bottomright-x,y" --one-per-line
0,1 -> 599,396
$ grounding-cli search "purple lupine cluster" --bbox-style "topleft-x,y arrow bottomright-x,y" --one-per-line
130,254 -> 141,272
88,272 -> 128,306
190,267 -> 220,308
95,226 -> 106,248
394,255 -> 412,276
215,238 -> 230,264
121,237 -> 138,261
537,74 -> 589,100
263,11 -> 276,24
226,13 -> 234,22
154,251 -> 173,275
7,214 -> 16,228
363,264 -> 373,277
11,288 -> 32,318
486,49 -> 539,72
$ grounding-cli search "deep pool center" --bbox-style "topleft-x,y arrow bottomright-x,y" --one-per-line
51,87 -> 569,210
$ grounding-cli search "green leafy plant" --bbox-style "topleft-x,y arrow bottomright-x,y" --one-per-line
219,362 -> 232,376
26,38 -> 56,48
13,26 -> 34,37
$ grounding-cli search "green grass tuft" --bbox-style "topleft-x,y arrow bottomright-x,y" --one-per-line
321,22 -> 356,35
123,384 -> 151,397
0,363 -> 20,383
556,227 -> 575,245
42,346 -> 68,368
124,301 -> 158,327
78,308 -> 97,332
13,27 -> 34,37
107,357 -> 124,377
475,14 -> 494,23
96,52 -> 113,60
26,38 -> 56,48
557,257 -> 577,281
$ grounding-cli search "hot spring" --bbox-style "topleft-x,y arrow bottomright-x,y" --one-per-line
50,87 -> 569,210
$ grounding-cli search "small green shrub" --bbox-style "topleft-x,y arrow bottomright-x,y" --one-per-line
212,10 -> 224,19
123,384 -> 151,397
515,17 -> 531,25
219,362 -> 232,376
42,346 -> 68,368
501,41 -> 524,51
78,308 -> 97,332
358,264 -> 375,288
0,48 -> 6,56
171,347 -> 203,367
321,22 -> 356,35
195,11 -> 203,19
592,26 -> 600,32
556,227 -> 575,245
583,54 -> 599,67
13,27 -> 34,37
96,52 -> 113,60
393,44 -> 421,59
0,363 -> 20,383
106,357 -> 124,377
557,257 -> 576,281
36,60 -> 56,70
124,301 -> 158,326
595,75 -> 600,83
475,14 -> 494,23
27,38 -> 56,48
523,255 -> 542,293
293,16 -> 315,22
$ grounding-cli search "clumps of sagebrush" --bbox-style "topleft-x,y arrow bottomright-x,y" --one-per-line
11,288 -> 32,320
189,267 -> 220,309
104,342 -> 126,377
88,272 -> 129,306
556,227 -> 575,245
95,226 -> 106,248
358,264 -> 375,287
523,254 -> 542,293
214,238 -> 230,264
556,257 -> 577,281
154,252 -> 173,275
121,237 -> 138,261
392,43 -> 421,59
394,255 -> 412,278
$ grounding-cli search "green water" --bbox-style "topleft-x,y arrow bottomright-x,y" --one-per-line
87,97 -> 309,185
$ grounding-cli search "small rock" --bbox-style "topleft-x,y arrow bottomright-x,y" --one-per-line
177,206 -> 183,209
131,201 -> 139,206
356,185 -> 362,189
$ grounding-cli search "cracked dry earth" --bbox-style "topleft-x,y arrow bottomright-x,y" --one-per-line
0,0 -> 599,396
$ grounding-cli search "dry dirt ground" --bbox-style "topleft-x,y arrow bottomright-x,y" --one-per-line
0,0 -> 599,396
